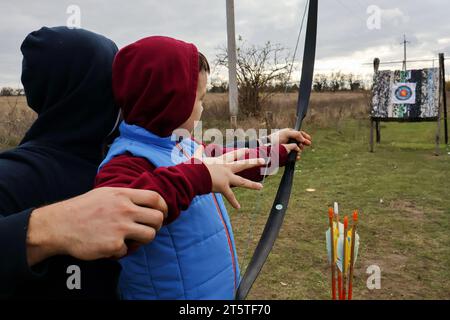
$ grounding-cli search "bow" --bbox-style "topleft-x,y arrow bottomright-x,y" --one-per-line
235,0 -> 318,300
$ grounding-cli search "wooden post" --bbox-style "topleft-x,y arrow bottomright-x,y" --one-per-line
226,0 -> 239,123
436,55 -> 444,155
370,119 -> 375,153
439,53 -> 448,145
265,111 -> 273,130
370,58 -> 380,153
435,105 -> 441,156
230,115 -> 238,130
375,120 -> 381,143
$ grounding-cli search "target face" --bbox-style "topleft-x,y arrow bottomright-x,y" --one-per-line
391,83 -> 416,104
395,85 -> 413,101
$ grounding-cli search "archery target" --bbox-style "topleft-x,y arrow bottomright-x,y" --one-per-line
391,82 -> 416,104
372,68 -> 440,119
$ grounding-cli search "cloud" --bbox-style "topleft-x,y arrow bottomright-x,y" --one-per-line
0,0 -> 449,86
381,7 -> 410,26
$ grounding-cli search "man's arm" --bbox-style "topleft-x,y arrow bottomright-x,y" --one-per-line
0,188 -> 167,296
0,209 -> 43,295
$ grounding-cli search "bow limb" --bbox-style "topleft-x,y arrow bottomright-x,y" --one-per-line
235,0 -> 318,300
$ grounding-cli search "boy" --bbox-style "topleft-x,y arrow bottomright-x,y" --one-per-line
95,36 -> 308,299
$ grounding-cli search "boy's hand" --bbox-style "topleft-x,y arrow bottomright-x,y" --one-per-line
193,146 -> 264,209
282,143 -> 302,161
267,128 -> 312,147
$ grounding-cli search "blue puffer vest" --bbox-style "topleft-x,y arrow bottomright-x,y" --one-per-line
99,122 -> 240,299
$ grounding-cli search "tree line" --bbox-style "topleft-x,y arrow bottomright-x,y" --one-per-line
0,87 -> 24,96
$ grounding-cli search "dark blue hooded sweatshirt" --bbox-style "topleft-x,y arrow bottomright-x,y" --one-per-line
0,26 -> 121,299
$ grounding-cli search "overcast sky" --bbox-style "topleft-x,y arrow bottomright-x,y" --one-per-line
1,0 -> 450,87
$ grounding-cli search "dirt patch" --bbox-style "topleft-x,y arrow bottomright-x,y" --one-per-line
357,253 -> 430,299
389,200 -> 425,221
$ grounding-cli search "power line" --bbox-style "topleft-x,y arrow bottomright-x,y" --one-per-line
362,57 -> 450,65
354,0 -> 367,11
334,0 -> 367,26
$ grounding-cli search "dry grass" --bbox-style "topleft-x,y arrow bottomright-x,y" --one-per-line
0,96 -> 36,148
0,92 -> 370,149
203,91 -> 371,131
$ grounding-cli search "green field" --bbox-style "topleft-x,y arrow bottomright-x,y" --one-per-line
228,119 -> 450,299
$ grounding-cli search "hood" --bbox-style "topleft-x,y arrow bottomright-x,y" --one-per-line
112,36 -> 198,137
20,26 -> 119,162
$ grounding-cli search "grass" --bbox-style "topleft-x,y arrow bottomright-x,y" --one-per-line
1,93 -> 449,299
227,119 -> 450,299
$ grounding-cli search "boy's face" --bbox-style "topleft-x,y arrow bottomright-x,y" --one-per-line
180,70 -> 208,133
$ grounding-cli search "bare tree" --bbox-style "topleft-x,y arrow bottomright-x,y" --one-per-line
313,74 -> 328,92
0,87 -> 14,96
348,73 -> 362,91
14,88 -> 25,96
209,77 -> 228,93
216,38 -> 292,116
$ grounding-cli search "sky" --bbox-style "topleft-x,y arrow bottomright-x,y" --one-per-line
1,0 -> 450,87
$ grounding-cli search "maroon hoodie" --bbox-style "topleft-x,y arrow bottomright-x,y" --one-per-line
95,36 -> 287,223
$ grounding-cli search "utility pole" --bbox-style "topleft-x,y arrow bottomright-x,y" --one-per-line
226,0 -> 239,126
401,34 -> 410,72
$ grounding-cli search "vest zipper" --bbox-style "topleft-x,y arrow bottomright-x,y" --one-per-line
175,143 -> 237,291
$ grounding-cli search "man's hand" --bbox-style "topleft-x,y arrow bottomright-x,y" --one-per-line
193,146 -> 264,209
26,188 -> 168,266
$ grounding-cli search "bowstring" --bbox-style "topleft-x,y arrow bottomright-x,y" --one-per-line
239,150 -> 272,278
285,0 -> 309,94
239,0 -> 310,278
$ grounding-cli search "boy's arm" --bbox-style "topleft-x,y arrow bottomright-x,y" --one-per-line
205,144 -> 288,182
95,153 -> 212,224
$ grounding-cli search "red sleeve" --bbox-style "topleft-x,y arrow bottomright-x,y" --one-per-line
94,153 -> 212,224
204,144 -> 288,182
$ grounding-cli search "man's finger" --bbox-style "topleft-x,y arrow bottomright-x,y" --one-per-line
125,223 -> 157,245
230,175 -> 263,191
110,242 -> 128,259
122,189 -> 168,217
132,207 -> 165,230
229,158 -> 265,173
